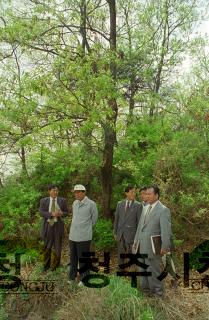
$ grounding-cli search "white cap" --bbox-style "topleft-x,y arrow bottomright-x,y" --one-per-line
73,184 -> 86,191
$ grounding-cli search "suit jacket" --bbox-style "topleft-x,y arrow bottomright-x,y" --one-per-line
134,201 -> 172,258
39,197 -> 68,240
114,200 -> 142,244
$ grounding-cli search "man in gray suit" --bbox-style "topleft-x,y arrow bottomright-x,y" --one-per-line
114,185 -> 143,269
132,185 -> 172,297
39,184 -> 69,271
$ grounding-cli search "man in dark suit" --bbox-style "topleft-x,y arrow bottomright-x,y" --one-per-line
114,185 -> 143,268
39,184 -> 68,271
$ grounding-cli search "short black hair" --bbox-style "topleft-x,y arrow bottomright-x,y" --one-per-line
139,186 -> 147,192
147,185 -> 160,198
124,185 -> 135,193
48,184 -> 59,191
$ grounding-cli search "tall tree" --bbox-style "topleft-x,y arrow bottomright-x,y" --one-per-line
100,0 -> 118,217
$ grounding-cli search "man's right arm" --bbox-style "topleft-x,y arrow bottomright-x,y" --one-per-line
39,198 -> 52,219
132,217 -> 141,254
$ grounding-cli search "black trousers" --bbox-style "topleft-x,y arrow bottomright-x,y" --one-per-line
43,246 -> 60,271
43,236 -> 62,271
69,240 -> 91,281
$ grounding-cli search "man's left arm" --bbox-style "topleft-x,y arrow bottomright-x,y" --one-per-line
91,201 -> 98,226
59,198 -> 69,218
132,205 -> 143,254
160,208 -> 172,255
136,202 -> 143,226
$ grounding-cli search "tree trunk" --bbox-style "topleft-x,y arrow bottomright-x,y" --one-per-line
150,0 -> 169,117
101,0 -> 118,218
20,146 -> 29,177
80,0 -> 91,54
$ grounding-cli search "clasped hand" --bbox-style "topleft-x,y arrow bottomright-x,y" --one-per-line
51,210 -> 63,218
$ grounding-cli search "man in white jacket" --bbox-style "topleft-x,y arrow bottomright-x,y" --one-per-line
68,184 -> 98,286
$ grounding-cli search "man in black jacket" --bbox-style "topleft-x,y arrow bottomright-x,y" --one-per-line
39,184 -> 68,271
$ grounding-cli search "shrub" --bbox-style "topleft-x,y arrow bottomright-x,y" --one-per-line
93,218 -> 116,250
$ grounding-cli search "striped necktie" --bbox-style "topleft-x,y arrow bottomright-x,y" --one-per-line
51,198 -> 56,212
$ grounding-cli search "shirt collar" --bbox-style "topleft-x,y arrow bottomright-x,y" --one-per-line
126,199 -> 134,207
148,200 -> 159,209
142,201 -> 148,206
78,196 -> 88,205
50,197 -> 57,201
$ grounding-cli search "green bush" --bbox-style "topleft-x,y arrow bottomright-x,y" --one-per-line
0,178 -> 41,240
0,293 -> 9,320
93,218 -> 116,250
189,240 -> 209,270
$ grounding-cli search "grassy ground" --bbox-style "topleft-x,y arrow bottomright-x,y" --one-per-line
1,261 -> 209,320
1,236 -> 209,320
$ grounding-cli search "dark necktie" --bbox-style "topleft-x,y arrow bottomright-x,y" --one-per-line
126,201 -> 130,212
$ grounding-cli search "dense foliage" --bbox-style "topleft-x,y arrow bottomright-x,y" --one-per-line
0,0 -> 208,250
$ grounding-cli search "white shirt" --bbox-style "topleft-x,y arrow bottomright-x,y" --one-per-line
49,197 -> 60,212
125,199 -> 132,211
147,200 -> 159,212
142,201 -> 148,207
143,200 -> 159,220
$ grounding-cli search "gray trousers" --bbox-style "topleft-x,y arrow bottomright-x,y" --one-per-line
117,234 -> 133,268
139,256 -> 164,297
